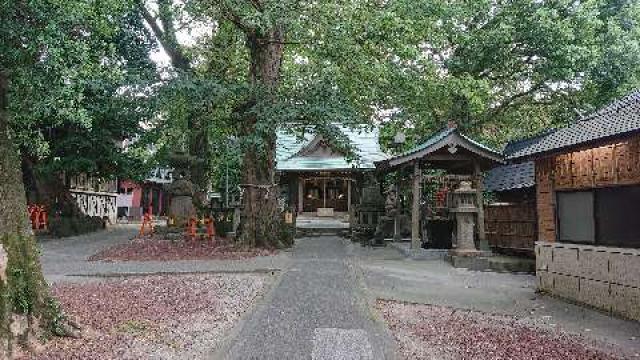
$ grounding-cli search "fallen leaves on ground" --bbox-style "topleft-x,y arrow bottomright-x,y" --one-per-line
88,238 -> 276,261
19,274 -> 268,359
377,299 -> 623,360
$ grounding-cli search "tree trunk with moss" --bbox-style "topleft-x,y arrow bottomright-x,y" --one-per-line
0,71 -> 76,358
237,28 -> 292,248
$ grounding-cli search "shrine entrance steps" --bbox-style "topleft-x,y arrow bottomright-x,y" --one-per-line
295,213 -> 350,237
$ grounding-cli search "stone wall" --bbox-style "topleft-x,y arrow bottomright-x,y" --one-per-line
536,241 -> 640,321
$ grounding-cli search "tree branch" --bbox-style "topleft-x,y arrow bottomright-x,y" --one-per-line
249,0 -> 263,12
141,1 -> 191,71
490,82 -> 546,116
221,0 -> 255,33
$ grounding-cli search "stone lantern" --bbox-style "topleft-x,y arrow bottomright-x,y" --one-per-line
450,181 -> 479,255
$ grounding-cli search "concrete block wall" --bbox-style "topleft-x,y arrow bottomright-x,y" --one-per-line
536,242 -> 640,321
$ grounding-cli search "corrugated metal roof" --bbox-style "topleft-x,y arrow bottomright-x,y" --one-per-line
276,125 -> 389,171
506,89 -> 640,159
484,161 -> 535,192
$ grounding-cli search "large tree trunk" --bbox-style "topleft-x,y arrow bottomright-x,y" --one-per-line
0,71 -> 75,358
21,156 -> 78,217
188,119 -> 210,207
237,29 -> 291,248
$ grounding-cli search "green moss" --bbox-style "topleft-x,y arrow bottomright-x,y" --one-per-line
1,232 -> 66,342
0,273 -> 10,349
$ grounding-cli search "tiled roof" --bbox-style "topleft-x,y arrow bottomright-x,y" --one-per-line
484,161 -> 535,192
397,127 -> 502,160
376,126 -> 503,170
506,90 -> 640,159
276,125 -> 389,171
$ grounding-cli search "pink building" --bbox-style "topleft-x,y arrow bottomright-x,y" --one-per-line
117,169 -> 172,220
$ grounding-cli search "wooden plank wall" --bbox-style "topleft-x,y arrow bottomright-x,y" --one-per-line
485,202 -> 537,253
535,134 -> 640,242
536,157 -> 556,242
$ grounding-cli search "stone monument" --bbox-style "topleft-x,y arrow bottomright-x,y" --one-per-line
168,172 -> 197,228
372,185 -> 400,244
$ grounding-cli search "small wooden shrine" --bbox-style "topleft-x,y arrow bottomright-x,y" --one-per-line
374,123 -> 504,251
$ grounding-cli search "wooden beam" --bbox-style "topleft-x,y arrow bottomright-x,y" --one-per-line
422,175 -> 475,182
422,154 -> 474,161
411,161 -> 422,249
474,161 -> 488,250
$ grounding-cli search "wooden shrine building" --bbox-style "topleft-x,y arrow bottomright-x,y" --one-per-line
276,126 -> 389,216
375,123 -> 504,250
501,89 -> 640,320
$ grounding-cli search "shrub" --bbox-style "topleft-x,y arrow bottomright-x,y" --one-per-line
48,216 -> 105,238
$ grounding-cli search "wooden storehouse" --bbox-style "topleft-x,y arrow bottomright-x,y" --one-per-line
505,90 -> 640,320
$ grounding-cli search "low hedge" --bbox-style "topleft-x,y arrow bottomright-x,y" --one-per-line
48,215 -> 105,238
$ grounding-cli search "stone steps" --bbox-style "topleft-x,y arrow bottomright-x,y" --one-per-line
295,227 -> 349,238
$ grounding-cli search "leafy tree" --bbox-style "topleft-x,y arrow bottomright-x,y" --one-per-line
374,0 -> 640,148
11,1 -> 158,212
1,0 -> 155,356
145,0 -> 640,248
143,0 -> 405,247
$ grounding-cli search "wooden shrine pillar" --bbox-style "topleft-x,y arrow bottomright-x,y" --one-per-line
298,177 -> 304,214
411,161 -> 422,249
323,179 -> 327,208
474,161 -> 489,250
347,179 -> 352,213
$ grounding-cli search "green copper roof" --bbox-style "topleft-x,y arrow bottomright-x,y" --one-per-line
276,126 -> 389,171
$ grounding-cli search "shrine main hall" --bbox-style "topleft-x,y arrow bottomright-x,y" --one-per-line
276,126 -> 388,217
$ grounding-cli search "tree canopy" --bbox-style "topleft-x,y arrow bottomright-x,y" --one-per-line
2,0 -> 158,195
2,0 -> 639,235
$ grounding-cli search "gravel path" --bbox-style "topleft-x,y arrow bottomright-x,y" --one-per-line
38,225 -> 291,283
220,235 -> 396,360
18,273 -> 271,359
378,300 -> 625,360
356,246 -> 640,357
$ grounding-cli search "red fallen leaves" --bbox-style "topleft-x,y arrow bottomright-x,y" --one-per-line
18,274 -> 267,359
88,238 -> 277,262
377,299 -> 623,360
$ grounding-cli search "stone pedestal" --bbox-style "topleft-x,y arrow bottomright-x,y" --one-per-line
450,209 -> 479,256
373,216 -> 394,245
449,181 -> 481,257
168,195 -> 196,227
168,177 -> 196,228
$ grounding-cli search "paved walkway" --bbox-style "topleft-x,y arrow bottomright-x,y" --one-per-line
220,236 -> 396,360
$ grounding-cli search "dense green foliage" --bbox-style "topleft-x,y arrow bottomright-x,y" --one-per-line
150,0 -> 640,188
373,0 -> 640,149
1,0 -> 639,228
2,0 -> 158,187
1,1 -> 154,352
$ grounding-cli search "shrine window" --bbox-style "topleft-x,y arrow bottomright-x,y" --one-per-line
556,185 -> 640,248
